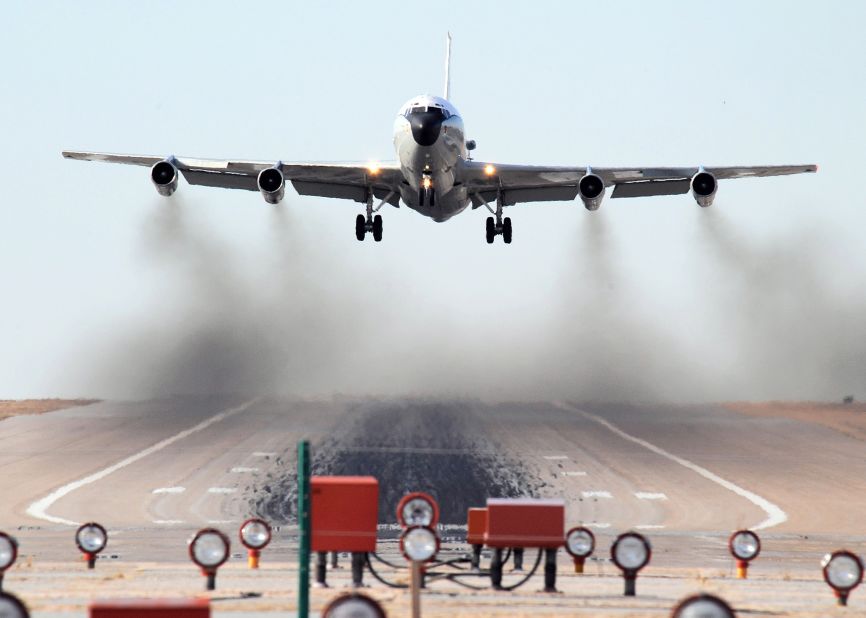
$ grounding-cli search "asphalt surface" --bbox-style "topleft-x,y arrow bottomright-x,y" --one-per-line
3,396 -> 866,615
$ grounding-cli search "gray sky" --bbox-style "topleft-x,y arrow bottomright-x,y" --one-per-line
1,1 -> 864,401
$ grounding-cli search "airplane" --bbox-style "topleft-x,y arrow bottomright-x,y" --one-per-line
63,34 -> 816,244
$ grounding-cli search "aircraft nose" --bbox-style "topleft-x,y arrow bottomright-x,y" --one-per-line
409,111 -> 444,147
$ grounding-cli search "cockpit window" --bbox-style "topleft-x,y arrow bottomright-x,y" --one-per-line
405,106 -> 450,119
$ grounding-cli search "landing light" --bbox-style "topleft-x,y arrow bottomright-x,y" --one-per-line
672,593 -> 736,618
822,550 -> 864,606
484,164 -> 496,176
189,528 -> 230,591
239,518 -> 271,569
322,593 -> 386,618
367,162 -> 380,175
421,176 -> 433,190
75,523 -> 107,569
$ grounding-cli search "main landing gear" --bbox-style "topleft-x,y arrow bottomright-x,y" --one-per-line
481,193 -> 511,244
356,190 -> 389,242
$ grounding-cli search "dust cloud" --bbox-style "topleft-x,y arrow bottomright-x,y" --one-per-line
67,197 -> 866,403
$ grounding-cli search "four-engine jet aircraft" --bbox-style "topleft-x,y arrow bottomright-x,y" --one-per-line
63,35 -> 816,244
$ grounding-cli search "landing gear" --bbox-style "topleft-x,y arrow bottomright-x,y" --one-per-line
356,191 -> 387,242
482,194 -> 512,244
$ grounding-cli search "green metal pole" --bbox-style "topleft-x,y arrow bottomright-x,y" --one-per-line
297,440 -> 311,618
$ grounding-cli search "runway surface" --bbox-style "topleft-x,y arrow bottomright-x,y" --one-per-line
3,396 -> 866,548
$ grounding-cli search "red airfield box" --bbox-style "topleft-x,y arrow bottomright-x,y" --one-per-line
484,498 -> 565,548
311,476 -> 379,552
466,507 -> 487,545
90,599 -> 209,618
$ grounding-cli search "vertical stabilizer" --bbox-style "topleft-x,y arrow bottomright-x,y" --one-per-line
444,32 -> 452,100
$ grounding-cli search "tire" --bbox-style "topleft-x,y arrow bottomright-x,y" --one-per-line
355,214 -> 366,241
372,214 -> 383,242
503,217 -> 513,244
485,217 -> 495,244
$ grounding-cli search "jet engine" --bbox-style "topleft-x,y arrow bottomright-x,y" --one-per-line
691,171 -> 717,207
578,173 -> 606,211
150,160 -> 178,197
257,167 -> 285,204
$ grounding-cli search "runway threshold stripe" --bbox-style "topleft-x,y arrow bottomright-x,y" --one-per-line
25,397 -> 262,526
558,403 -> 788,531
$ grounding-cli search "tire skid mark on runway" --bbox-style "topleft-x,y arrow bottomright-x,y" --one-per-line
558,403 -> 788,531
25,398 -> 261,526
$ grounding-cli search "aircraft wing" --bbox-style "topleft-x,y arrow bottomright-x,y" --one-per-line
459,161 -> 818,207
61,151 -> 404,206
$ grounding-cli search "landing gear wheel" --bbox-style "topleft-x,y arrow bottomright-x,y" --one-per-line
486,217 -> 495,244
502,217 -> 512,244
372,215 -> 383,242
355,214 -> 366,241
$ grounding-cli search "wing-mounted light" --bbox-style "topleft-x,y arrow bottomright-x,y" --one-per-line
691,169 -> 717,207
579,169 -> 605,211
150,159 -> 179,197
257,166 -> 285,204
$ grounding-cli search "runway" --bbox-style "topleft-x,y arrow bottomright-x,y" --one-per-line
4,397 -> 866,556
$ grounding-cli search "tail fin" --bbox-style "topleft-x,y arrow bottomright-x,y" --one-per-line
444,32 -> 452,100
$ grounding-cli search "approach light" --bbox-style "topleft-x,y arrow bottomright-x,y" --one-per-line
822,550 -> 864,606
397,492 -> 439,529
400,526 -> 439,563
611,532 -> 652,596
239,518 -> 271,569
75,523 -> 107,569
0,592 -> 29,618
672,593 -> 736,618
322,593 -> 386,618
189,528 -> 230,591
484,164 -> 496,176
565,526 -> 594,573
0,533 -> 18,591
728,530 -> 760,579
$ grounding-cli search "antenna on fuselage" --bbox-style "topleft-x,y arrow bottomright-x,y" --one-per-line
444,32 -> 452,100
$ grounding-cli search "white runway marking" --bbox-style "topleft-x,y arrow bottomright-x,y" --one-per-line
581,490 -> 613,499
635,492 -> 668,501
561,471 -> 588,477
636,524 -> 666,530
558,403 -> 788,531
543,455 -> 569,460
25,398 -> 261,526
230,467 -> 259,473
587,523 -> 611,529
252,452 -> 276,458
208,487 -> 237,494
152,487 -> 186,494
152,520 -> 184,525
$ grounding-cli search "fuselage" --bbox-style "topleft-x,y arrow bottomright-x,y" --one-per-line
393,95 -> 469,222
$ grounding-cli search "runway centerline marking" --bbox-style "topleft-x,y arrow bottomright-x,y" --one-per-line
252,452 -> 276,458
230,467 -> 259,473
636,524 -> 666,530
152,487 -> 186,494
25,398 -> 261,526
635,492 -> 668,501
208,487 -> 237,494
561,471 -> 588,477
558,403 -> 788,531
153,520 -> 184,525
543,455 -> 569,460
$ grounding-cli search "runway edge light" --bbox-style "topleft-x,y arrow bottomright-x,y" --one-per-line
728,530 -> 761,579
822,550 -> 864,607
188,528 -> 230,591
611,531 -> 652,597
671,593 -> 736,618
0,532 -> 19,591
75,523 -> 108,570
239,518 -> 271,569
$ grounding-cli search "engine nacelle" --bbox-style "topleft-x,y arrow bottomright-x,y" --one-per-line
579,173 -> 606,211
257,167 -> 285,204
691,171 -> 717,207
150,160 -> 178,197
